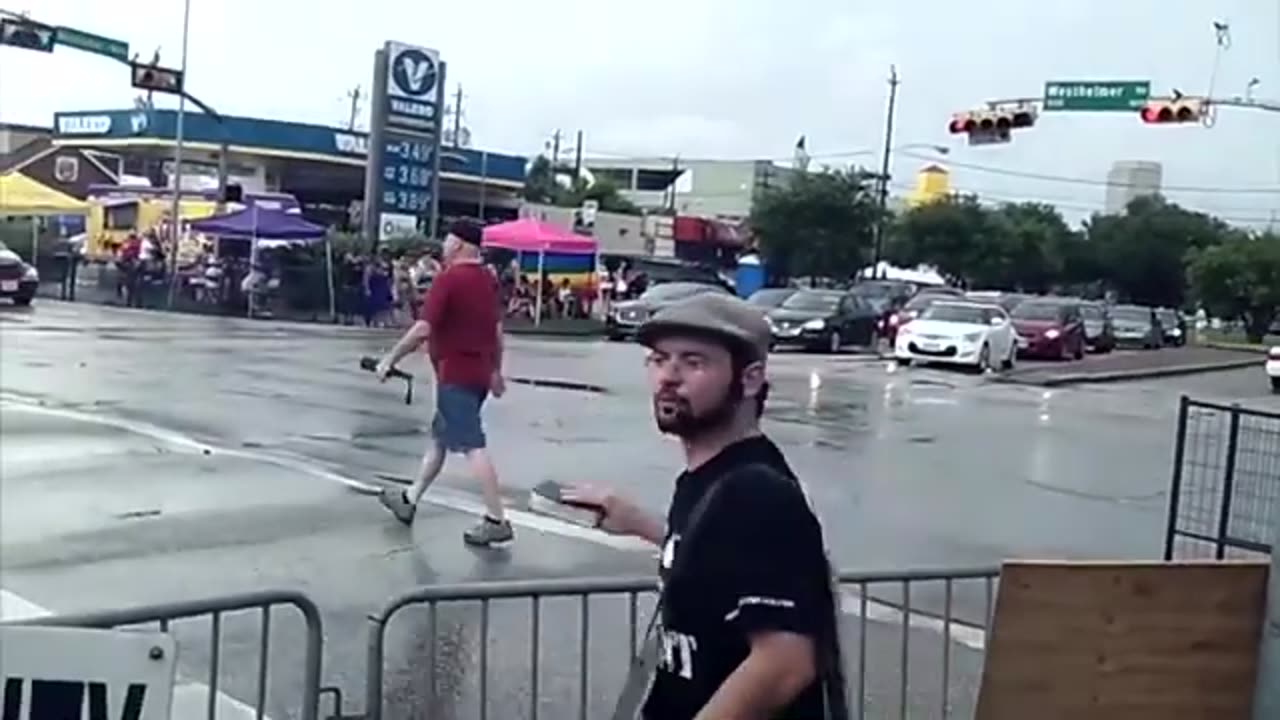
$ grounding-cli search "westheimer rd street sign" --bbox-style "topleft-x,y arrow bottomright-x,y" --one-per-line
1043,80 -> 1151,111
56,25 -> 129,62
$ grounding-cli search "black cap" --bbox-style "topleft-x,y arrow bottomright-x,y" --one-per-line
448,219 -> 483,246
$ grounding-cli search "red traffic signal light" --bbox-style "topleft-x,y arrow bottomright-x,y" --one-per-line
1139,100 -> 1205,124
948,109 -> 1035,137
948,113 -> 975,134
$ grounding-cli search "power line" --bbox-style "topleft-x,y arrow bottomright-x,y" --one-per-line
887,181 -> 1279,224
899,150 -> 1280,195
889,179 -> 1278,215
580,146 -> 882,165
579,145 -> 1280,197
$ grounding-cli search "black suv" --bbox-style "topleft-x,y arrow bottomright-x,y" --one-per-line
1080,301 -> 1116,353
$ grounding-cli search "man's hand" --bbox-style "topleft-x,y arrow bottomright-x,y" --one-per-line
490,372 -> 507,398
374,358 -> 394,382
562,484 -> 664,544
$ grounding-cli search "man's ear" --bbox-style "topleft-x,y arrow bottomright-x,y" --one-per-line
740,360 -> 766,400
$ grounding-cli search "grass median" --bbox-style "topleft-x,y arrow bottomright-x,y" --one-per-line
1196,329 -> 1280,353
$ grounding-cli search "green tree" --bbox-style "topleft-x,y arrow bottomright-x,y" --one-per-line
563,176 -> 641,215
522,156 -> 559,204
750,168 -> 881,280
886,194 -> 989,286
1187,231 -> 1280,342
1055,231 -> 1106,298
983,202 -> 1071,293
522,156 -> 641,215
889,198 -> 1076,292
1086,195 -> 1228,308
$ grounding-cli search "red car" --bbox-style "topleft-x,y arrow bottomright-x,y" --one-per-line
1010,298 -> 1087,360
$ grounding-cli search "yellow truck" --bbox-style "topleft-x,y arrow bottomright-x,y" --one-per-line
83,185 -> 300,262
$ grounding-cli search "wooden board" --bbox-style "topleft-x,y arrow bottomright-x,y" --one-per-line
975,561 -> 1268,720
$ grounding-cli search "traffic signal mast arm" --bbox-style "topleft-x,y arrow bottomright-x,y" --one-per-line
949,93 -> 1278,138
982,95 -> 1280,114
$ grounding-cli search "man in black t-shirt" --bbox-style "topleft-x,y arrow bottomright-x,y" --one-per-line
567,293 -> 845,720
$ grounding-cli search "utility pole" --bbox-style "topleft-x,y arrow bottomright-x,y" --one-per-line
573,129 -> 584,183
668,155 -> 680,213
451,84 -> 463,147
1254,515 -> 1280,720
345,85 -> 362,130
478,151 -> 489,221
871,65 -> 900,280
550,129 -> 562,172
164,0 -> 191,309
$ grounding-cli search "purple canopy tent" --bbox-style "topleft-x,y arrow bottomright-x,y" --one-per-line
190,206 -> 332,318
189,205 -> 326,241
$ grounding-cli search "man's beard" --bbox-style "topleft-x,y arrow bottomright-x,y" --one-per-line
652,381 -> 743,440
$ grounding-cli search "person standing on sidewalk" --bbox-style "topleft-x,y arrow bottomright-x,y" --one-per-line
566,293 -> 847,720
375,219 -> 513,547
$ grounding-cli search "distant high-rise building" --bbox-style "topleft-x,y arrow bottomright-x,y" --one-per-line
1105,160 -> 1162,214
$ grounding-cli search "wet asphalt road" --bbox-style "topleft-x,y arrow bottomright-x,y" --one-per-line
2,301 -> 1278,719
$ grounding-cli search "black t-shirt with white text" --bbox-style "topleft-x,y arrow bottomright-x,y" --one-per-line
642,435 -> 835,720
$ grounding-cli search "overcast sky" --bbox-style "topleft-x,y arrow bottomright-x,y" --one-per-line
2,0 -> 1278,226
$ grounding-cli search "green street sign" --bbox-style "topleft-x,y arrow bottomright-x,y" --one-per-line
1043,80 -> 1151,111
55,25 -> 129,62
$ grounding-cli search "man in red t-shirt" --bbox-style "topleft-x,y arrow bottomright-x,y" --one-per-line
374,219 -> 513,546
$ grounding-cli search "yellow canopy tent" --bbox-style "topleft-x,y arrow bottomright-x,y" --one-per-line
0,172 -> 89,263
0,172 -> 89,216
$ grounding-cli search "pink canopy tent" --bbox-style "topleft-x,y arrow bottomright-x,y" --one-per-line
481,218 -> 597,254
482,218 -> 596,325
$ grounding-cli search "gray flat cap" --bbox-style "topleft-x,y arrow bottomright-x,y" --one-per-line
636,292 -> 771,361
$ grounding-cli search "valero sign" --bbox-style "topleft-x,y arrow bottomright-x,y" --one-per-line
56,114 -> 113,135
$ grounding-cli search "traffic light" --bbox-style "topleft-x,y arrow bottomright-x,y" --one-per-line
130,62 -> 184,95
948,109 -> 1037,134
948,109 -> 1036,145
1139,99 -> 1206,124
0,18 -> 55,52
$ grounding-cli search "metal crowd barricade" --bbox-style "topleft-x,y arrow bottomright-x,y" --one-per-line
360,566 -> 1000,720
5,589 -> 324,720
1165,395 -> 1280,560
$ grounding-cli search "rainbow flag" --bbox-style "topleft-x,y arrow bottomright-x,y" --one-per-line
515,251 -> 597,290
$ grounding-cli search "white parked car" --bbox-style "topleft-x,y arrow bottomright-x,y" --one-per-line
1267,346 -> 1280,393
894,301 -> 1017,372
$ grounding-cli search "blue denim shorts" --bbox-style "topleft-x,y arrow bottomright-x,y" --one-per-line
432,384 -> 488,452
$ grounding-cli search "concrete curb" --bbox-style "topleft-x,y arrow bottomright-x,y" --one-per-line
504,325 -> 607,339
1200,341 -> 1272,355
994,357 -> 1262,388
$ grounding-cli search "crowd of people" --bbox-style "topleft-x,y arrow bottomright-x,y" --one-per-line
103,225 -> 664,327
337,250 -> 657,327
111,230 -> 170,307
337,250 -> 442,327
